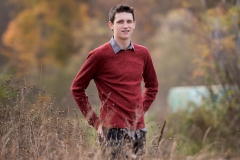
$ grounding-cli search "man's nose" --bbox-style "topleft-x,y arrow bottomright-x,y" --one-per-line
123,22 -> 128,27
123,22 -> 128,28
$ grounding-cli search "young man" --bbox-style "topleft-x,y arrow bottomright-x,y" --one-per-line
71,4 -> 158,158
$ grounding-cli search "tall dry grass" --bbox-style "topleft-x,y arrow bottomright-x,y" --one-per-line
0,77 -> 99,159
1,76 -> 238,159
0,77 -> 175,160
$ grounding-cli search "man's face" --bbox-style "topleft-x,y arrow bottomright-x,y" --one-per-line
109,12 -> 136,41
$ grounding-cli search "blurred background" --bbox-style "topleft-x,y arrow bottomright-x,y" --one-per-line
0,0 -> 240,157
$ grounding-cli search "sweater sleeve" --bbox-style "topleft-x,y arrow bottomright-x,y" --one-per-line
142,51 -> 158,113
71,51 -> 101,130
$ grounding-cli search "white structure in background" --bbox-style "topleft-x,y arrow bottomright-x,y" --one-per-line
167,85 -> 226,112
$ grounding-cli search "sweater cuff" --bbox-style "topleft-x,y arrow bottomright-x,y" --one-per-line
92,117 -> 101,130
143,101 -> 152,113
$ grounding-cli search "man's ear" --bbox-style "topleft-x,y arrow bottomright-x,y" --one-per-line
133,20 -> 136,29
108,21 -> 114,31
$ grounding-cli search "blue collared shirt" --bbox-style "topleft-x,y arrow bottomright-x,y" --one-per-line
109,37 -> 135,54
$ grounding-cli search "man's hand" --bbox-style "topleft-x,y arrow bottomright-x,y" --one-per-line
97,124 -> 104,138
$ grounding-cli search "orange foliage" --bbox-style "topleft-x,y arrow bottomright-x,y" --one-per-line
1,0 -> 82,77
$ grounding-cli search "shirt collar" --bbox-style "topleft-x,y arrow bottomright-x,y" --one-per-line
109,37 -> 135,54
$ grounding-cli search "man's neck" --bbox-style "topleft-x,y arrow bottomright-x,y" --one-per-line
114,37 -> 131,50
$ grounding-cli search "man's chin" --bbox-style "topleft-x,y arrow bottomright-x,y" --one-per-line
119,36 -> 131,40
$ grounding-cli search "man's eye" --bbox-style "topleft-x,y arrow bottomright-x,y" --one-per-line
117,21 -> 123,24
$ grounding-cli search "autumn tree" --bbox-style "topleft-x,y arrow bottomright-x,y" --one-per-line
2,0 -> 81,77
193,3 -> 240,95
181,2 -> 240,154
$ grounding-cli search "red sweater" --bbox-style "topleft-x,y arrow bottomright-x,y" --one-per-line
71,42 -> 158,130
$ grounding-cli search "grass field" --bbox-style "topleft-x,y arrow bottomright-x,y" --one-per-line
1,77 -> 239,159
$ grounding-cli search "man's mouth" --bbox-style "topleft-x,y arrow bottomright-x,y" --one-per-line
122,30 -> 130,33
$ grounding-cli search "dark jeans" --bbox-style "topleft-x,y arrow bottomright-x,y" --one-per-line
99,128 -> 146,159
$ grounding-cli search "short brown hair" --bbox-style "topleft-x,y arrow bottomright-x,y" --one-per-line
109,4 -> 135,23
